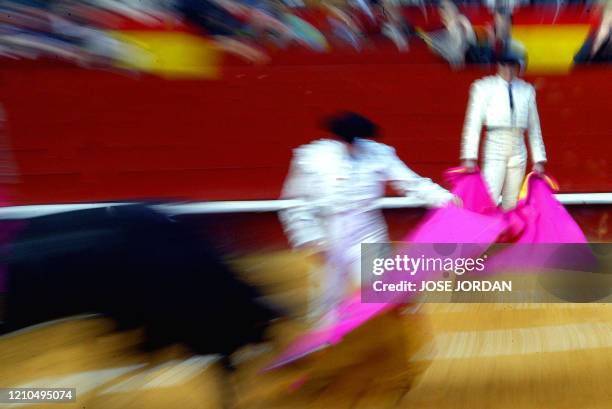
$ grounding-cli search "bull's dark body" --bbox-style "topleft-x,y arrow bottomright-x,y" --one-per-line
2,204 -> 279,358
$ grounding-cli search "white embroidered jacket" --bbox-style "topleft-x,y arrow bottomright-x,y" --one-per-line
461,75 -> 547,164
279,138 -> 453,248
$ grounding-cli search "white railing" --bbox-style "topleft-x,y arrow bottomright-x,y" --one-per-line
0,192 -> 611,219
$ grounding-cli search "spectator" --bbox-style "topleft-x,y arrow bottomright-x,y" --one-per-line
486,7 -> 526,61
0,1 -> 84,61
322,0 -> 365,50
50,0 -> 150,68
422,0 -> 477,66
574,5 -> 612,63
483,0 -> 529,12
176,0 -> 269,62
378,0 -> 413,51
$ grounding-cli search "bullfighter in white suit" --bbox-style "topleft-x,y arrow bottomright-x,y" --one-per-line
280,112 -> 457,324
461,55 -> 547,210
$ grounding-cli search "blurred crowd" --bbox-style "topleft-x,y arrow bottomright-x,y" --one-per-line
0,0 -> 609,68
0,0 -> 152,67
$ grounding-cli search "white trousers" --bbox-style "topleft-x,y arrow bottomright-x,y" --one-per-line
309,209 -> 389,320
482,129 -> 527,210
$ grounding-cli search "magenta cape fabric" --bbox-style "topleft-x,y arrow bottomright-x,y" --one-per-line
359,169 -> 509,304
265,170 -> 589,370
264,168 -> 508,370
263,293 -> 391,370
507,173 -> 587,244
406,168 -> 506,244
484,173 -> 593,273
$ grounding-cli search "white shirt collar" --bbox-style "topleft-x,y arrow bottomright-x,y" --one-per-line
496,74 -> 517,86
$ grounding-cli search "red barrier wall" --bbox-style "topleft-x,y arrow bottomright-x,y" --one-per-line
1,54 -> 610,205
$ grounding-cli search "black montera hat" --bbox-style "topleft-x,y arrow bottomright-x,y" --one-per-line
324,112 -> 380,143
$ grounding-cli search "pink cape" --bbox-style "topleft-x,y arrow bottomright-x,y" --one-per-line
507,173 -> 587,244
264,169 -> 589,371
484,173 -> 593,273
363,168 -> 508,303
406,168 -> 507,245
264,168 -> 507,370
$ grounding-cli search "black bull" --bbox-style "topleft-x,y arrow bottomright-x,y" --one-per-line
1,204 -> 281,358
